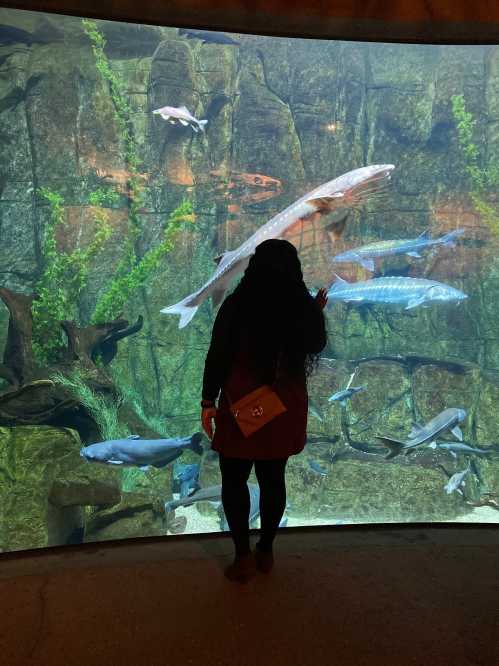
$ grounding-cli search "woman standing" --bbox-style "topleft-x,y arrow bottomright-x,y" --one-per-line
201,239 -> 328,582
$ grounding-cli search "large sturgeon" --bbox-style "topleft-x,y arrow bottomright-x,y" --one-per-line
161,164 -> 395,328
376,407 -> 467,460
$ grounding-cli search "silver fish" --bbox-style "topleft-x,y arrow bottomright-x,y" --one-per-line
164,483 -> 260,530
429,441 -> 491,458
152,104 -> 208,133
161,164 -> 395,327
308,460 -> 328,476
80,433 -> 203,469
332,229 -> 465,272
444,463 -> 471,495
328,386 -> 366,406
377,408 -> 467,459
326,275 -> 467,309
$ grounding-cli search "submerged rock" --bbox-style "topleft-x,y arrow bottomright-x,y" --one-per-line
0,425 -> 121,551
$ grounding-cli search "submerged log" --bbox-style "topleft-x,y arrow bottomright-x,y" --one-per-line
0,287 -> 144,433
0,287 -> 37,385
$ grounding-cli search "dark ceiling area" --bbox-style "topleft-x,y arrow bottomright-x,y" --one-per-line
0,0 -> 498,43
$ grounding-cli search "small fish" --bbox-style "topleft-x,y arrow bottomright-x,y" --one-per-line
326,275 -> 467,310
308,460 -> 328,476
161,165 -> 395,327
329,386 -> 366,407
377,408 -> 467,459
428,441 -> 491,458
152,105 -> 208,133
444,463 -> 471,495
178,28 -> 240,46
332,229 -> 465,272
173,462 -> 200,498
80,432 -> 203,469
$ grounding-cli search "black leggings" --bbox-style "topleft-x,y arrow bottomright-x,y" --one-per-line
219,454 -> 288,557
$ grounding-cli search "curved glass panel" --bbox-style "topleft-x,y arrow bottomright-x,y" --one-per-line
0,8 -> 497,553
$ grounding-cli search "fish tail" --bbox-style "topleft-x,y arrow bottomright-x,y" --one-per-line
189,431 -> 204,456
376,435 -> 406,459
160,294 -> 199,328
164,500 -> 179,513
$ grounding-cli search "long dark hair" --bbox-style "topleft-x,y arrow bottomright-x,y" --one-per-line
229,239 -> 326,378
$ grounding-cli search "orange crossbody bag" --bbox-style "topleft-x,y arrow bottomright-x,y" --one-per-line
225,355 -> 287,438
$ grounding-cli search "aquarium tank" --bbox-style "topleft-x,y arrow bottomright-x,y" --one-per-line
0,7 -> 497,554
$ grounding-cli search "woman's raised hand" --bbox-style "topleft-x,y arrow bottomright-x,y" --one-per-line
314,287 -> 328,310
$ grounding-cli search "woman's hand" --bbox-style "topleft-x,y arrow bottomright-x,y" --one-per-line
201,406 -> 217,440
315,287 -> 328,310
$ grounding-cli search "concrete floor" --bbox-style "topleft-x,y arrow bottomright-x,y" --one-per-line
0,526 -> 498,666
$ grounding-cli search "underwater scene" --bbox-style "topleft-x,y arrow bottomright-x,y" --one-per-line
0,8 -> 498,553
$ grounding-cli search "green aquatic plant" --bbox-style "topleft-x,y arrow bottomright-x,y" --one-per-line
451,94 -> 499,234
32,188 -> 113,363
88,187 -> 120,207
82,18 -> 145,230
91,200 -> 195,323
112,376 -> 170,438
50,369 -> 128,440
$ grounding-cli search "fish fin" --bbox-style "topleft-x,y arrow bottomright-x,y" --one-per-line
339,400 -> 347,407
127,434 -> 140,439
359,256 -> 375,271
404,296 -> 426,310
211,288 -> 226,308
168,119 -> 176,124
451,425 -> 463,441
179,119 -> 189,126
376,436 -> 406,459
307,193 -> 345,212
164,501 -> 176,513
417,229 -> 430,239
198,119 -> 208,132
191,124 -> 199,133
325,214 -> 348,241
331,272 -> 349,286
428,441 -> 437,449
107,460 -> 124,465
450,451 -> 457,459
160,294 -> 199,328
428,440 -> 436,448
189,432 -> 204,456
406,251 -> 422,258
213,249 -> 237,269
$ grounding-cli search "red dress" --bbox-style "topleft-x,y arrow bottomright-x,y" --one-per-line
212,345 -> 309,460
202,294 -> 326,461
